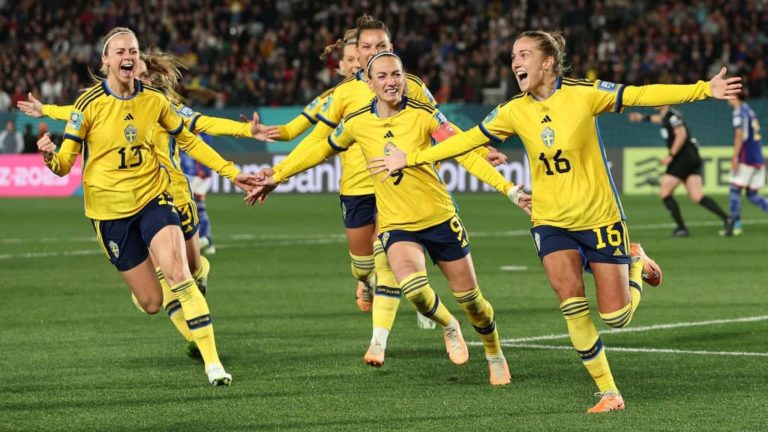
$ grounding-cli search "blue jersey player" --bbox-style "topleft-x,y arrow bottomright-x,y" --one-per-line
728,94 -> 768,235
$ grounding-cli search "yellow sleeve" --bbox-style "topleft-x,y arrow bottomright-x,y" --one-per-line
42,104 -> 74,121
454,150 -> 513,195
618,80 -> 712,109
273,120 -> 349,183
45,138 -> 81,176
277,114 -> 314,141
273,121 -> 335,172
172,128 -> 240,182
408,126 -> 491,166
190,115 -> 252,138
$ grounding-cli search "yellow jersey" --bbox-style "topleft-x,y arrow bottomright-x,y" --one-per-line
275,71 -> 437,196
44,99 -> 250,208
277,88 -> 333,141
47,80 -> 239,220
407,78 -> 714,230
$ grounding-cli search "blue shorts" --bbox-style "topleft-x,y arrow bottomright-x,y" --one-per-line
92,193 -> 182,271
176,200 -> 199,240
380,215 -> 470,263
340,194 -> 376,229
530,221 -> 630,271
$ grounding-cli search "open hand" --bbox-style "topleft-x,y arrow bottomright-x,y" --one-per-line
17,92 -> 43,118
709,67 -> 742,100
241,112 -> 280,142
367,142 -> 407,182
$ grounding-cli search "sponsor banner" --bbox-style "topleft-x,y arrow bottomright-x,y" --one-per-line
623,147 -> 743,195
0,154 -> 82,197
209,150 -> 624,195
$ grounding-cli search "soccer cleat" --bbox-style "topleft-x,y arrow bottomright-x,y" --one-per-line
630,243 -> 662,287
205,363 -> 232,387
355,275 -> 375,312
733,220 -> 743,236
672,227 -> 689,237
719,217 -> 735,237
416,312 -> 436,330
185,341 -> 202,359
443,319 -> 469,365
202,244 -> 216,255
587,391 -> 625,413
487,355 -> 512,386
363,340 -> 385,367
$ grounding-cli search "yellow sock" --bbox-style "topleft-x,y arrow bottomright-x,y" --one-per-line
600,259 -> 644,328
349,251 -> 375,282
371,240 -> 401,331
158,267 -> 193,342
400,271 -> 453,327
170,278 -> 221,367
560,297 -> 617,393
192,255 -> 211,295
453,287 -> 501,356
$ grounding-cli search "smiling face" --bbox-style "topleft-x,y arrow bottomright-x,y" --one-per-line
357,29 -> 392,74
368,56 -> 404,104
339,44 -> 361,76
511,36 -> 554,93
102,33 -> 140,86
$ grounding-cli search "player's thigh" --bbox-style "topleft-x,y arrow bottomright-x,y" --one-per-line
384,240 -> 427,283
659,174 -> 682,197
149,225 -> 192,286
590,262 -> 630,313
436,254 -> 478,292
345,225 -> 376,255
120,256 -> 163,313
684,174 -> 704,202
185,232 -> 202,274
541,250 -> 586,301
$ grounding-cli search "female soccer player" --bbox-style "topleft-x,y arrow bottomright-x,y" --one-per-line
627,107 -> 732,237
36,27 -> 259,386
369,31 -> 741,412
20,50 -> 278,359
249,52 -> 522,386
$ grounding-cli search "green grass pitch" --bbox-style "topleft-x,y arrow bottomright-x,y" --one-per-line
2,193 -> 766,431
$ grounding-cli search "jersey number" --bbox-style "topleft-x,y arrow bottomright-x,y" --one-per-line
752,119 -> 762,141
592,224 -> 623,249
538,149 -> 571,175
449,216 -> 468,246
392,170 -> 404,186
118,146 -> 143,169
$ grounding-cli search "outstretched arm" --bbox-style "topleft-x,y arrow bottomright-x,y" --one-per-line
621,67 -> 741,108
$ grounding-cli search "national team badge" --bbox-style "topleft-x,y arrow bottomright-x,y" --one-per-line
541,127 -> 555,148
341,202 -> 347,220
307,97 -> 320,110
322,95 -> 333,112
67,111 -> 83,131
483,107 -> 498,124
108,240 -> 120,258
381,232 -> 390,248
598,81 -> 617,92
124,124 -> 138,144
533,232 -> 541,253
334,122 -> 344,137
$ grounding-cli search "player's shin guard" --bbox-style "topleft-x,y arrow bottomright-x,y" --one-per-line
746,189 -> 768,211
401,271 -> 453,327
453,287 -> 501,356
170,278 -> 221,367
158,267 -> 194,342
372,241 -> 401,332
561,297 -> 617,393
699,196 -> 729,221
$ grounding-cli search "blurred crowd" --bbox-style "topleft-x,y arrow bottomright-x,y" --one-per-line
1,0 -> 766,113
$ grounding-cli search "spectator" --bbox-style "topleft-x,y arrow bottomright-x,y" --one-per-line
0,120 -> 24,154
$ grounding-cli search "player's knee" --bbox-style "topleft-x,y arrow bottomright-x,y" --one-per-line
135,296 -> 162,315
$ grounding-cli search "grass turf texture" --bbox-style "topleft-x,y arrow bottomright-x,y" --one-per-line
1,193 -> 766,431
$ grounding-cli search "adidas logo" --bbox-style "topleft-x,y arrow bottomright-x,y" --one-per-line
540,115 -> 552,123
124,113 -> 134,121
613,248 -> 623,256
384,130 -> 394,138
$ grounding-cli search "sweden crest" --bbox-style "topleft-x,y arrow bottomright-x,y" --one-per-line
541,127 -> 555,148
381,232 -> 390,248
108,240 -> 120,258
124,124 -> 138,144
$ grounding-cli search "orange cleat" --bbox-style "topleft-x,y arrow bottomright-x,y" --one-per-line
443,320 -> 469,365
630,243 -> 662,286
487,355 -> 511,386
587,391 -> 625,413
364,341 -> 385,367
355,278 -> 374,312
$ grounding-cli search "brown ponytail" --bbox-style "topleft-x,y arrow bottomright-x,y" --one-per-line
516,30 -> 570,76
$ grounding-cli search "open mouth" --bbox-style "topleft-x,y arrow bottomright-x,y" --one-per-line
516,69 -> 529,87
384,87 -> 398,95
119,61 -> 134,78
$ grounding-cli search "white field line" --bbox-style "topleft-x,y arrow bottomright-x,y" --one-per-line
3,217 -> 767,248
498,343 -> 768,358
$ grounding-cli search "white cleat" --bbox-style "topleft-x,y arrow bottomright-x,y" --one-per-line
416,312 -> 436,329
205,363 -> 232,387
